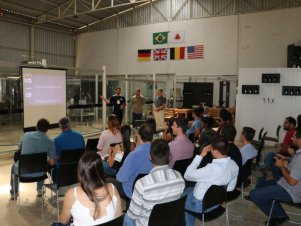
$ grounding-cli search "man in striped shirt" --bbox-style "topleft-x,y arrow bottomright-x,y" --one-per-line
123,139 -> 185,226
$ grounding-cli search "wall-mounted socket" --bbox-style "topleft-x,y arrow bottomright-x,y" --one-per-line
282,86 -> 301,96
262,73 -> 280,83
242,85 -> 260,95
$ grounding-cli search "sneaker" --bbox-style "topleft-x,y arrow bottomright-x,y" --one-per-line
36,190 -> 45,197
10,193 -> 19,200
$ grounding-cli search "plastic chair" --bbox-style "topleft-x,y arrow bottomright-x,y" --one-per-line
45,149 -> 85,220
132,173 -> 147,192
267,200 -> 301,225
94,214 -> 125,226
173,157 -> 194,177
227,173 -> 245,219
13,152 -> 48,212
256,132 -> 267,166
86,138 -> 99,152
148,196 -> 187,226
251,127 -> 265,149
185,185 -> 229,226
264,125 -> 281,144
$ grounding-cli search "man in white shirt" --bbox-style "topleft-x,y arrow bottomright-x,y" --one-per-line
240,127 -> 257,165
184,136 -> 239,226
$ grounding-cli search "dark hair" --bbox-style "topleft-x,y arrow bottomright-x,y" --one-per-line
107,114 -> 121,134
220,109 -> 232,122
59,117 -> 71,130
193,108 -> 201,117
174,116 -> 188,133
297,114 -> 301,130
286,116 -> 296,126
145,118 -> 156,134
221,125 -> 237,142
167,117 -> 175,134
115,87 -> 121,91
36,118 -> 50,132
211,136 -> 228,155
121,125 -> 131,155
77,152 -> 108,220
296,129 -> 301,139
242,127 -> 256,141
202,117 -> 214,129
150,139 -> 170,165
138,124 -> 154,142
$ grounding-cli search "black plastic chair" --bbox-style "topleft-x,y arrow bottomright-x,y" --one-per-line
264,125 -> 281,144
267,200 -> 301,225
14,152 -> 48,212
256,132 -> 267,166
94,214 -> 125,226
251,127 -> 265,149
45,148 -> 85,220
86,138 -> 99,152
173,157 -> 194,177
148,196 -> 187,226
185,185 -> 229,226
132,173 -> 147,192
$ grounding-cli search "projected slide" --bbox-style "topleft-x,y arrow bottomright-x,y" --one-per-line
22,67 -> 66,129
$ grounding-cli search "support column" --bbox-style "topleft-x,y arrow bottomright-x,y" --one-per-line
102,65 -> 107,131
152,73 -> 156,101
173,73 -> 177,107
125,74 -> 129,124
95,74 -> 98,121
30,25 -> 35,61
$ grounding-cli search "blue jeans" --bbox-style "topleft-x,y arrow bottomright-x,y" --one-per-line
123,213 -> 136,226
263,151 -> 282,179
250,182 -> 293,219
103,160 -> 117,176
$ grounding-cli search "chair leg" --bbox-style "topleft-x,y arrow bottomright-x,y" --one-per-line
240,186 -> 245,219
18,179 -> 20,212
202,213 -> 205,226
266,200 -> 276,226
225,203 -> 229,226
57,191 -> 59,221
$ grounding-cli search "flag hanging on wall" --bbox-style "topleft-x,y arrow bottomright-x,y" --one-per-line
187,45 -> 204,59
153,48 -> 168,61
169,31 -> 185,43
137,49 -> 151,61
153,32 -> 168,45
170,47 -> 185,60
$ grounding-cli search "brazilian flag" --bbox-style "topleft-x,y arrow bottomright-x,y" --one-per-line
153,32 -> 168,45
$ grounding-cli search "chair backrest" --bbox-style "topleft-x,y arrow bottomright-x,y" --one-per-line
173,157 -> 194,177
19,152 -> 47,176
242,158 -> 254,181
256,132 -> 267,165
148,196 -> 187,226
86,138 -> 99,152
94,214 -> 124,226
203,185 -> 227,211
60,148 -> 85,163
258,127 -> 264,140
132,173 -> 147,192
276,125 -> 281,138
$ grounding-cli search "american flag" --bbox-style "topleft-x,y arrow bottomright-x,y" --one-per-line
153,48 -> 168,61
187,45 -> 204,59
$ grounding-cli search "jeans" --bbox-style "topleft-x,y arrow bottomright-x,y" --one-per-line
263,151 -> 282,179
10,162 -> 44,195
132,113 -> 142,128
250,182 -> 293,219
123,213 -> 136,226
103,160 -> 117,177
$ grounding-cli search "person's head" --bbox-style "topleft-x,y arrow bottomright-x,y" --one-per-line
145,118 -> 156,134
121,124 -> 132,154
210,136 -> 229,158
77,152 -> 107,220
59,117 -> 71,130
36,118 -> 50,133
156,89 -> 163,97
171,117 -> 188,136
220,109 -> 232,123
192,108 -> 201,119
135,89 -> 141,97
150,139 -> 170,166
283,117 -> 296,130
115,87 -> 121,95
241,127 -> 256,143
201,116 -> 214,129
292,129 -> 301,148
297,114 -> 301,129
203,106 -> 210,116
107,114 -> 121,133
167,117 -> 175,133
221,125 -> 237,142
138,124 -> 154,143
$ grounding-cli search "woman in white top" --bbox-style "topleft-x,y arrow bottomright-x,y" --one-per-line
97,114 -> 122,158
59,152 -> 123,226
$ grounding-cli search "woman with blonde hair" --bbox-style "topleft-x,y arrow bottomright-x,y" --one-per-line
97,114 -> 122,158
59,152 -> 122,226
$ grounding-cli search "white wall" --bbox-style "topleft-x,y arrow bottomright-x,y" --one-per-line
236,68 -> 301,142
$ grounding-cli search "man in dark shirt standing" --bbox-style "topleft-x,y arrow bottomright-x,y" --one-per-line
153,89 -> 166,130
101,87 -> 126,124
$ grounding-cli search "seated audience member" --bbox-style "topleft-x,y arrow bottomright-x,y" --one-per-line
54,117 -> 85,161
97,115 -> 122,158
123,139 -> 185,226
203,106 -> 210,117
103,125 -> 136,176
249,129 -> 301,226
163,117 -> 175,142
10,118 -> 56,199
168,117 -> 194,168
186,108 -> 203,142
296,114 -> 301,130
263,117 -> 296,180
59,152 -> 122,225
197,117 -> 216,149
240,127 -> 257,166
114,124 -> 154,198
216,108 -> 233,135
183,137 -> 239,226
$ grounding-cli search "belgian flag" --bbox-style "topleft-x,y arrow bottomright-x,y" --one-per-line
170,47 -> 185,60
138,49 -> 151,62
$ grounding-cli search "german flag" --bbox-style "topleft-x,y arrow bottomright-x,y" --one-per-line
138,49 -> 151,62
170,47 -> 185,60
